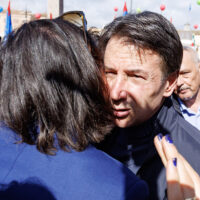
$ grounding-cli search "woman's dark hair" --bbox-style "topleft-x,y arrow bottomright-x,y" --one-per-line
0,19 -> 113,155
99,11 -> 183,78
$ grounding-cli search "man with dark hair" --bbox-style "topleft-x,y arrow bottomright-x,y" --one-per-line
173,46 -> 200,130
98,11 -> 200,200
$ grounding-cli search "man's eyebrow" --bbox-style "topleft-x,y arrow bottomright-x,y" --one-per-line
180,70 -> 189,73
125,69 -> 148,75
104,66 -> 115,70
125,69 -> 142,72
104,67 -> 149,77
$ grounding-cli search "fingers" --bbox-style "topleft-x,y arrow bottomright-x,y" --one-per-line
166,158 -> 183,200
161,135 -> 195,195
161,135 -> 179,160
154,134 -> 167,167
154,134 -> 196,199
171,157 -> 195,199
179,154 -> 200,198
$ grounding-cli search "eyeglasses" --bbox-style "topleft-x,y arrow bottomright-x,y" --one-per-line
58,11 -> 88,44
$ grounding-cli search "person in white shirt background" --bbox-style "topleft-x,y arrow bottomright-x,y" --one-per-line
174,46 -> 200,131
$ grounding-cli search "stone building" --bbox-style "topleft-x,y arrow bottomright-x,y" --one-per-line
178,23 -> 200,57
0,9 -> 46,37
47,0 -> 63,19
0,0 -> 63,38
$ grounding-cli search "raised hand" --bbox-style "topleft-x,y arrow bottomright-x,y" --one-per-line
154,134 -> 200,200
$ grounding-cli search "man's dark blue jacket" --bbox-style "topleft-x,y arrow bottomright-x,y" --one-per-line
0,125 -> 149,200
98,97 -> 200,200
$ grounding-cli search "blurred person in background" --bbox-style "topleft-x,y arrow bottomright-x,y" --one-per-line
173,46 -> 200,131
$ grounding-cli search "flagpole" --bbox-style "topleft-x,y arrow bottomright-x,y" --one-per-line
123,1 -> 128,16
25,6 -> 27,22
130,0 -> 132,13
189,2 -> 191,28
5,0 -> 12,36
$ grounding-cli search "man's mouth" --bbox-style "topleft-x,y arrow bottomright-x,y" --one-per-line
178,88 -> 190,94
113,109 -> 130,118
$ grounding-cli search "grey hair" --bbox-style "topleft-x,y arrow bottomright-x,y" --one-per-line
183,46 -> 200,65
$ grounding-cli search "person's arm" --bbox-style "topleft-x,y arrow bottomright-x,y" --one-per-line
154,134 -> 200,200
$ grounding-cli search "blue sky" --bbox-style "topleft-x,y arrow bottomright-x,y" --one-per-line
0,0 -> 200,29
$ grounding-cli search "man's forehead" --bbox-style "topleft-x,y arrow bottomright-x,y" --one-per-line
181,50 -> 198,69
183,50 -> 197,61
104,36 -> 163,67
105,36 -> 161,58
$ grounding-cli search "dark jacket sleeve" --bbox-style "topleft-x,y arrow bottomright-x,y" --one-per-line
170,94 -> 183,116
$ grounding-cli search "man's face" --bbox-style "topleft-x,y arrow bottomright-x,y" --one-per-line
104,37 -> 174,127
174,50 -> 200,102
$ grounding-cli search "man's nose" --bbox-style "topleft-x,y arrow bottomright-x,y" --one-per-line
177,76 -> 183,87
109,76 -> 127,102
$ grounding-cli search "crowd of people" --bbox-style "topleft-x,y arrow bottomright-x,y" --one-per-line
0,9 -> 199,200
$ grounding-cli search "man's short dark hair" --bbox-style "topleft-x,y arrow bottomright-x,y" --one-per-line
0,19 -> 113,155
99,11 -> 183,78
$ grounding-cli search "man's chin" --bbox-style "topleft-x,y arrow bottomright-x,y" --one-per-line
115,118 -> 134,128
180,94 -> 195,102
178,90 -> 194,101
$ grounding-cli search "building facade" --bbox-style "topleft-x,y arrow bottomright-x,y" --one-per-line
47,0 -> 63,19
0,0 -> 63,38
0,9 -> 47,38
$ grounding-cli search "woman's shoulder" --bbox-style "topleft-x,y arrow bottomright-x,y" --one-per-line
69,145 -> 149,199
0,125 -> 149,200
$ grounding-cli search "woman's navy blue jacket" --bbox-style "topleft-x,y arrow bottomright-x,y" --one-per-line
0,125 -> 149,200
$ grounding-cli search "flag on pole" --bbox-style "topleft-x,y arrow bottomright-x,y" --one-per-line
123,1 -> 128,16
192,34 -> 195,47
5,0 -> 12,36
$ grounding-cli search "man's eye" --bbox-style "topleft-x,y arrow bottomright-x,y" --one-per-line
129,74 -> 144,79
181,72 -> 189,75
105,71 -> 116,75
133,75 -> 142,78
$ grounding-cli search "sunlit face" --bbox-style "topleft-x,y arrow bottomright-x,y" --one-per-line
174,50 -> 200,102
104,37 -> 174,127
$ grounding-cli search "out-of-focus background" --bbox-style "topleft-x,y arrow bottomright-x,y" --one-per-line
0,0 -> 200,53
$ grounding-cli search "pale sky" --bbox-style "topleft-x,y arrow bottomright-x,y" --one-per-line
0,0 -> 200,30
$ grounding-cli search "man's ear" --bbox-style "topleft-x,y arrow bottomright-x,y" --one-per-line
198,62 -> 200,71
163,72 -> 178,97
